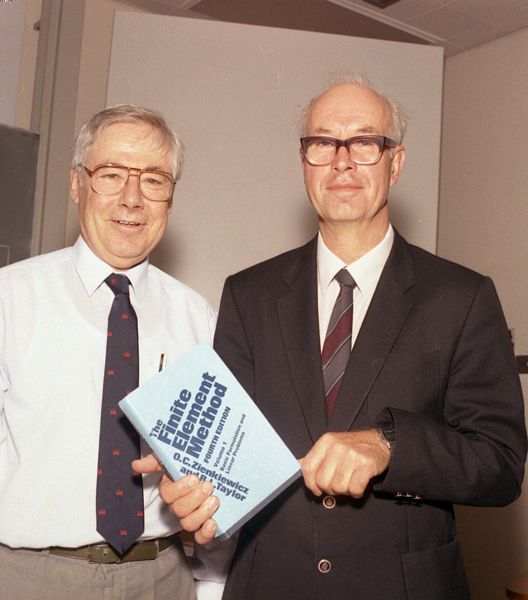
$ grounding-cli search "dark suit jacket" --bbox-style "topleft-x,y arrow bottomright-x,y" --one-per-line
214,232 -> 526,600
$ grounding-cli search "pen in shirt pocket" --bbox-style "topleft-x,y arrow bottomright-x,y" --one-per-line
155,352 -> 176,483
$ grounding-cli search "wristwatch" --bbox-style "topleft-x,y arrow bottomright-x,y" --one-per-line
378,427 -> 396,451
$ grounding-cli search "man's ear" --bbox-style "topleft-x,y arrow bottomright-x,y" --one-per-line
300,146 -> 308,176
389,146 -> 406,187
70,167 -> 81,205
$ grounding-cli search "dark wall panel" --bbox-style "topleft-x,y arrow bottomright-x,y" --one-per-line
0,124 -> 39,266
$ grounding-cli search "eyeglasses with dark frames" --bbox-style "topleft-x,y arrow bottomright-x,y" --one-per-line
300,135 -> 398,166
81,164 -> 176,202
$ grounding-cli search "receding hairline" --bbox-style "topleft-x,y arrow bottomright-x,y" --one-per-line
298,76 -> 408,144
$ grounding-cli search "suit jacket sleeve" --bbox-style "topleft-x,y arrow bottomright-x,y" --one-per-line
374,275 -> 526,507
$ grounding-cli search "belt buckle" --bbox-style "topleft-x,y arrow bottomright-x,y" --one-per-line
88,544 -> 120,564
87,541 -> 160,564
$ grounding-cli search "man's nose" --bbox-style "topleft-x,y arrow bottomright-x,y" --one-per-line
119,173 -> 145,208
332,145 -> 357,172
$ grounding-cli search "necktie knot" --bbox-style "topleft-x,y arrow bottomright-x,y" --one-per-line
335,268 -> 356,289
105,273 -> 130,296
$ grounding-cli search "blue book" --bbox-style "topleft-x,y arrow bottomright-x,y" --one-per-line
119,342 -> 301,539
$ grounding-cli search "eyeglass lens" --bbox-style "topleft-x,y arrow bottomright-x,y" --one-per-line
90,166 -> 173,201
303,137 -> 385,165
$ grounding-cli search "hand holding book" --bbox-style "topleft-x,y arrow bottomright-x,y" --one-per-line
133,455 -> 220,544
122,343 -> 301,540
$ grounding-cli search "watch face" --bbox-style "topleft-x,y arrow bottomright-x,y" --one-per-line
383,428 -> 396,443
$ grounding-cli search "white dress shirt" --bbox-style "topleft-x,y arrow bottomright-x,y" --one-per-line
0,237 -> 217,549
317,225 -> 395,348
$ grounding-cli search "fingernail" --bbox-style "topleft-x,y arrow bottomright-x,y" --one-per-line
201,481 -> 214,495
205,496 -> 219,510
204,519 -> 216,533
186,475 -> 199,487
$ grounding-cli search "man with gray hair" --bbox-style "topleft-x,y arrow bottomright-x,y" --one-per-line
0,105 -> 223,599
138,77 -> 526,599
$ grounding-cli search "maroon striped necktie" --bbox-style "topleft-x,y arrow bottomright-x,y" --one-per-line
96,273 -> 144,555
322,269 -> 356,417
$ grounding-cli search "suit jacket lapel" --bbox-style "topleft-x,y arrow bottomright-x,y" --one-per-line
329,232 -> 416,431
276,238 -> 328,443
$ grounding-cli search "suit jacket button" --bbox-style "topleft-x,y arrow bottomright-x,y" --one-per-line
322,495 -> 336,509
318,559 -> 332,573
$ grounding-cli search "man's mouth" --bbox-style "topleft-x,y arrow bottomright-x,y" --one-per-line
328,175 -> 362,187
328,182 -> 361,192
114,219 -> 142,226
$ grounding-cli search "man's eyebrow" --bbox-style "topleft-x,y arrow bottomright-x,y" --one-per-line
356,126 -> 378,134
311,127 -> 334,135
310,126 -> 379,136
99,161 -> 170,172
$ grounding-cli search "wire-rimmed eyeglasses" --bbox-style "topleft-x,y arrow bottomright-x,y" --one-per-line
81,164 -> 176,202
300,135 -> 398,166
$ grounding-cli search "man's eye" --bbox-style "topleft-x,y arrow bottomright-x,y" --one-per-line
98,171 -> 124,181
357,139 -> 376,147
144,176 -> 164,187
316,139 -> 335,148
350,139 -> 379,153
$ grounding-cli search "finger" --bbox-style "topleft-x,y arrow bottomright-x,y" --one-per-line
160,476 -> 218,524
194,518 -> 218,545
312,456 -> 339,495
299,457 -> 320,495
299,450 -> 326,496
179,494 -> 220,534
328,467 -> 355,496
132,453 -> 162,474
348,466 -> 372,499
159,474 -> 203,507
330,450 -> 359,495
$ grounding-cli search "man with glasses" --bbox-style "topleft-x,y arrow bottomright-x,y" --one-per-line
139,77 -> 526,599
0,105 -> 224,599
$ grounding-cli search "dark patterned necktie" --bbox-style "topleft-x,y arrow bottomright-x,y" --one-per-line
96,273 -> 144,555
322,269 -> 356,417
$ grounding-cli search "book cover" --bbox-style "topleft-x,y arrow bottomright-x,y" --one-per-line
119,342 -> 301,539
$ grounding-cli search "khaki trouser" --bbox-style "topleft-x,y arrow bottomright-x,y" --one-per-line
0,539 -> 197,600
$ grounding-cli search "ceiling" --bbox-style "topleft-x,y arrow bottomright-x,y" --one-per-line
329,0 -> 528,56
120,0 -> 528,57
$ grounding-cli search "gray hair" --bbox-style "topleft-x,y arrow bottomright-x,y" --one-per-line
72,104 -> 185,180
298,73 -> 408,144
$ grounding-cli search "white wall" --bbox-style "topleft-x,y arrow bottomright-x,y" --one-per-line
0,0 -> 27,127
106,13 -> 443,308
440,27 -> 528,600
14,0 -> 41,130
0,0 -> 41,130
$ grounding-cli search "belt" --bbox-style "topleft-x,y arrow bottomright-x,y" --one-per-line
48,536 -> 177,564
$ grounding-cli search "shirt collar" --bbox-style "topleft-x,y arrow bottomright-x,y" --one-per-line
71,236 -> 149,300
317,225 -> 394,295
